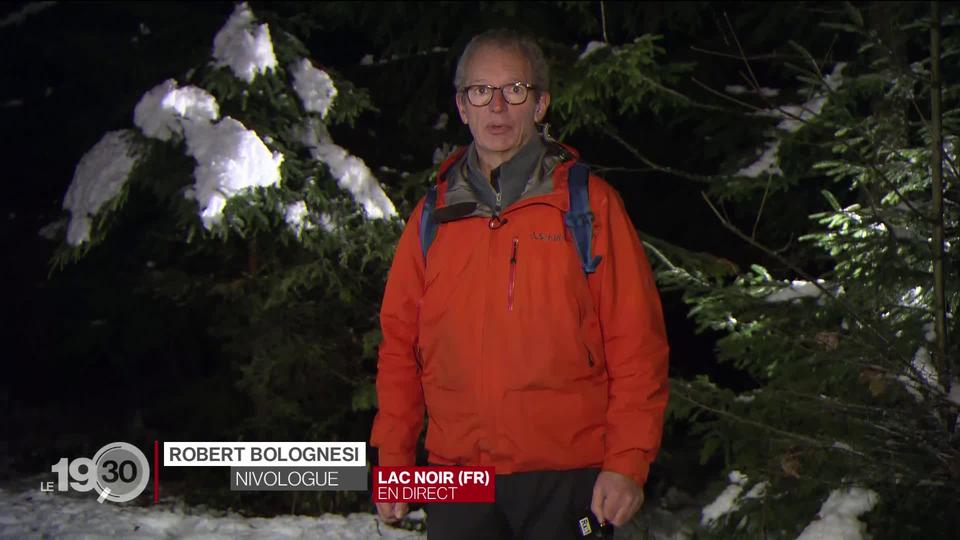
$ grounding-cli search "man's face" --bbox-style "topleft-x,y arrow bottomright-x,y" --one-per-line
455,45 -> 549,162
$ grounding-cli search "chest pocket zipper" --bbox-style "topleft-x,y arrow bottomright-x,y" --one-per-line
508,238 -> 519,311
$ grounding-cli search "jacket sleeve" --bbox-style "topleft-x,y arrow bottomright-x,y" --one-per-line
590,179 -> 670,487
369,198 -> 427,466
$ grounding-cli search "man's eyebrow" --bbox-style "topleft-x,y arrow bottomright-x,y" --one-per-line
465,79 -> 526,86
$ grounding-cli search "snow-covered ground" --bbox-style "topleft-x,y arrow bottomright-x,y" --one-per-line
0,485 -> 687,540
0,480 -> 877,539
0,488 -> 424,540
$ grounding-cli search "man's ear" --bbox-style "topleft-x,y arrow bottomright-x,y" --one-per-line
535,91 -> 551,122
455,94 -> 469,124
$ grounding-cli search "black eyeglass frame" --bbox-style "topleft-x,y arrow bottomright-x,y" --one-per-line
460,82 -> 537,107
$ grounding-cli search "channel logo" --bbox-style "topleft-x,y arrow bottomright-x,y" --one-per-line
43,442 -> 150,503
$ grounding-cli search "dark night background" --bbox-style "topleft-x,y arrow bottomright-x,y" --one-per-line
0,0 -> 908,523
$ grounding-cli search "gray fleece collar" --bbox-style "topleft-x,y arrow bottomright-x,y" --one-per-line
465,135 -> 545,213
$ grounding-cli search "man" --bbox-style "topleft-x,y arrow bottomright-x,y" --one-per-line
371,29 -> 670,539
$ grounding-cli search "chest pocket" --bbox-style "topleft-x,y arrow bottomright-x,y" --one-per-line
502,207 -> 606,388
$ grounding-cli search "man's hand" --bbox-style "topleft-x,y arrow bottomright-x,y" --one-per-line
591,471 -> 644,527
375,502 -> 409,524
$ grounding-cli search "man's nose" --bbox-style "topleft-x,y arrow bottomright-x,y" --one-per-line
489,89 -> 507,112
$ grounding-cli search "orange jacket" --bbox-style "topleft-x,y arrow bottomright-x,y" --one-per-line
371,143 -> 669,486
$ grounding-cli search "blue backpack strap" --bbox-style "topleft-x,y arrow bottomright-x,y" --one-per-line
564,162 -> 602,274
419,186 -> 438,261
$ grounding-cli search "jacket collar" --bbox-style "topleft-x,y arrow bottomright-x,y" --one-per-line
465,136 -> 544,212
435,137 -> 579,216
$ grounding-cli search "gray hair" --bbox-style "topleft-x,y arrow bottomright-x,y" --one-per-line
453,29 -> 550,92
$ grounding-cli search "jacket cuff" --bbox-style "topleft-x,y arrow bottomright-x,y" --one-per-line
602,449 -> 651,487
375,448 -> 416,467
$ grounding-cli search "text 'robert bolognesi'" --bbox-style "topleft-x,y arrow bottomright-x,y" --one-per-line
163,442 -> 367,491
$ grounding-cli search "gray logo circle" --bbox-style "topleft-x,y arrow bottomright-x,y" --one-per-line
92,442 -> 150,503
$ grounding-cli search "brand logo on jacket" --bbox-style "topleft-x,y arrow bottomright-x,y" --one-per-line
531,231 -> 563,242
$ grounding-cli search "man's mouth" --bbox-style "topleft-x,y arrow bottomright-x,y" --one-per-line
486,124 -> 511,135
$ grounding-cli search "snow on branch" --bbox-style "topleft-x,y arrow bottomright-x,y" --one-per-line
134,79 -> 219,141
63,130 -> 140,246
285,200 -> 313,236
701,471 -> 768,527
736,63 -> 846,178
770,63 -> 845,133
132,78 -> 284,229
63,1 -> 390,245
313,144 -> 397,219
725,85 -> 779,97
300,120 -> 397,220
897,344 -> 960,407
183,118 -> 284,229
133,78 -> 284,230
284,200 -> 334,236
795,487 -> 877,540
765,279 -> 825,303
578,41 -> 608,61
736,140 -> 782,178
292,58 -> 337,118
212,2 -> 277,83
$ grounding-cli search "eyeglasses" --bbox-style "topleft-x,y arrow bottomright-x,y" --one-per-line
461,82 -> 536,107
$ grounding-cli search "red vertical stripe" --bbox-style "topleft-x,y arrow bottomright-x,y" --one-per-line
153,440 -> 159,504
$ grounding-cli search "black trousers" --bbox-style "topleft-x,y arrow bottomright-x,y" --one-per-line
426,468 -> 600,540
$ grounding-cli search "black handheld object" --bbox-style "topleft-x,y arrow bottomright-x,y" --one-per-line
575,512 -> 613,538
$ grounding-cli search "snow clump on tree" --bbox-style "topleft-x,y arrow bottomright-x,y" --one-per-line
62,130 -> 140,246
212,2 -> 277,83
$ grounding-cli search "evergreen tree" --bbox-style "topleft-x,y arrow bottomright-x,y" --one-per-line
48,2 -> 405,512
661,3 -> 960,537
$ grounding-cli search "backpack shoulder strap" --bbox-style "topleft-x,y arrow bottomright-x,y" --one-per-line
564,162 -> 602,274
419,186 -> 438,262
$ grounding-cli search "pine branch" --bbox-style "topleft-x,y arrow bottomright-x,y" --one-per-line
590,165 -> 657,175
700,191 -> 905,357
724,12 -> 763,99
751,175 -> 772,240
857,181 -> 915,254
863,159 -> 935,224
672,382 -> 831,448
640,237 -> 713,289
690,76 -> 766,113
601,126 -> 722,183
689,45 -> 785,62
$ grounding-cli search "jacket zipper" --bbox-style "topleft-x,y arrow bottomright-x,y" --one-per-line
508,237 -> 518,311
492,169 -> 503,215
